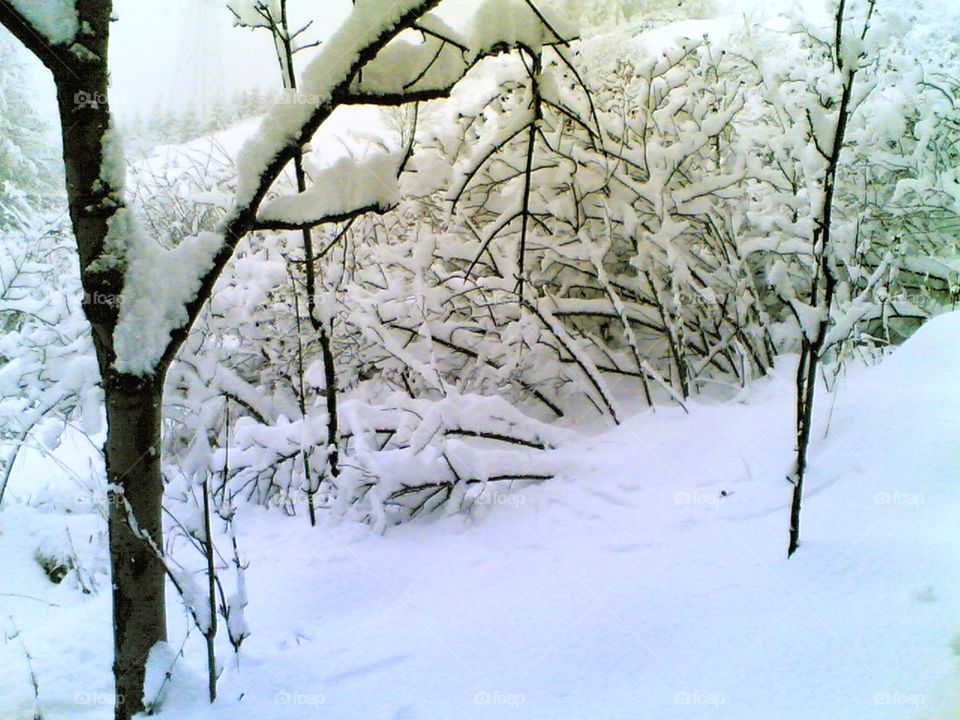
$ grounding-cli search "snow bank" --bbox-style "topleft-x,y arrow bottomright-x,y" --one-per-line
872,310 -> 960,381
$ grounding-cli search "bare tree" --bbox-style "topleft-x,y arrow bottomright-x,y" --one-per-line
787,0 -> 876,557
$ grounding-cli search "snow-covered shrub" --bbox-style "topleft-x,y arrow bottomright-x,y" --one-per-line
131,5 -> 958,529
732,2 -> 960,373
0,215 -> 96,508
329,38 -> 773,420
0,39 -> 91,507
223,392 -> 568,530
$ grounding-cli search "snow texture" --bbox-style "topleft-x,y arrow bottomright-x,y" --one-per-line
4,313 -> 960,719
8,0 -> 78,45
112,225 -> 223,375
257,153 -> 402,225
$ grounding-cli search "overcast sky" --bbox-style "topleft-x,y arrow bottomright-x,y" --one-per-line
8,0 -> 890,134
12,0 -> 484,128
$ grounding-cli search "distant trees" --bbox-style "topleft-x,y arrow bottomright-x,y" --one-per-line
123,87 -> 271,148
0,36 -> 59,231
0,34 -> 92,509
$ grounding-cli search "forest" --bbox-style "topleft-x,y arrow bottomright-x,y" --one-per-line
0,0 -> 958,718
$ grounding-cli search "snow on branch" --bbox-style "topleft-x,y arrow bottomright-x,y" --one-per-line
346,14 -> 471,101
113,224 -> 225,375
231,0 -> 446,211
232,0 -> 573,212
0,0 -> 78,73
5,0 -> 77,45
223,392 -> 569,529
114,0 -> 445,374
253,153 -> 402,231
113,0 -> 577,375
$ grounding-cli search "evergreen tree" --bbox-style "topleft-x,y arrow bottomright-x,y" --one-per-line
0,35 -> 59,232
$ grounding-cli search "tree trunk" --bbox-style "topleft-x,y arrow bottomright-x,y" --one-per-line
104,376 -> 167,720
788,341 -> 817,556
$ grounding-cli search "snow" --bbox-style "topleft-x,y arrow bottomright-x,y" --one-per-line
8,0 -> 78,45
232,0 -> 441,211
232,0 -> 574,214
4,0 -> 960,717
257,153 -> 402,227
112,226 -> 223,375
356,16 -> 469,98
4,313 -> 960,719
789,297 -> 827,342
469,0 -> 577,55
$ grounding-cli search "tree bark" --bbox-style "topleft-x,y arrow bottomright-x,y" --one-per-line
104,376 -> 167,720
7,2 -> 175,714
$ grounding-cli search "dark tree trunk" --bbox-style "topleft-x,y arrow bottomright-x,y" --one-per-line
0,2 -> 171,715
787,8 -> 854,556
104,376 -> 168,720
17,3 -> 173,715
788,341 -> 817,556
1,1 -> 459,717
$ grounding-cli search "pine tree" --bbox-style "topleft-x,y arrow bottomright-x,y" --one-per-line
0,36 -> 59,232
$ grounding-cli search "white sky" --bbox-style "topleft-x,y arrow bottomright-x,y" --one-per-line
12,0 -> 485,128
11,0 -> 953,136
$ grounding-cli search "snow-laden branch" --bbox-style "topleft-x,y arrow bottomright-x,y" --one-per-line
118,0 -> 447,374
253,153 -> 402,231
0,0 -> 78,75
112,0 -> 574,375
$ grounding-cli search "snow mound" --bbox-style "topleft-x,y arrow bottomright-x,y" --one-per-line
879,311 -> 960,381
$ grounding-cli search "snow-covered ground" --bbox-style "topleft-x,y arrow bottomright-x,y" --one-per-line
2,313 -> 959,720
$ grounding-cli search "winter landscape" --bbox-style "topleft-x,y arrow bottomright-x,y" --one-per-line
0,0 -> 958,718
